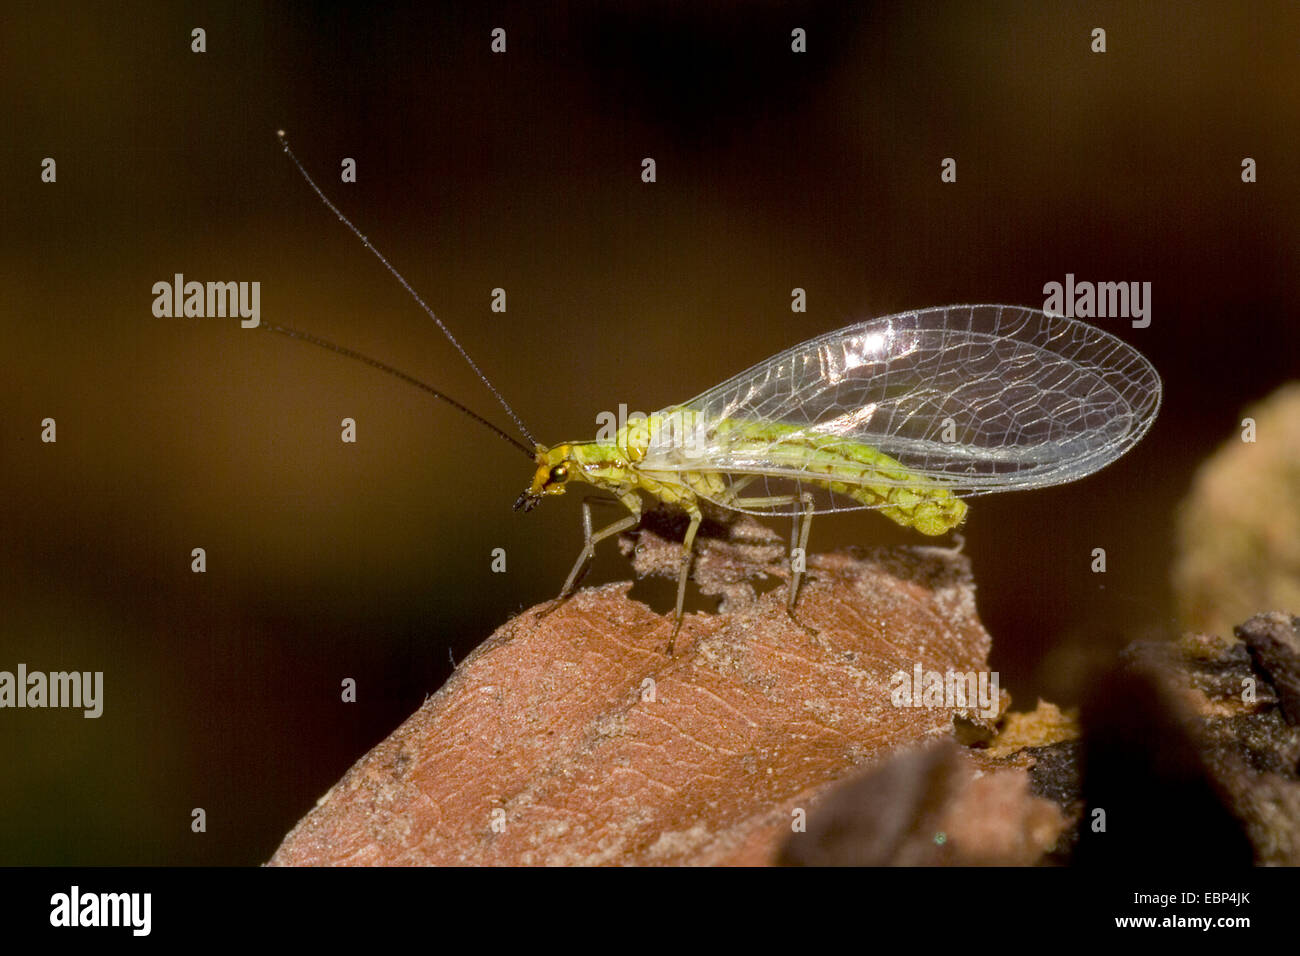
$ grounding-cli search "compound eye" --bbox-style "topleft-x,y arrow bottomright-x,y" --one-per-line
548,464 -> 569,484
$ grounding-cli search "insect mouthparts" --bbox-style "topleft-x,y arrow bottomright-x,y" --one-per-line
514,491 -> 540,513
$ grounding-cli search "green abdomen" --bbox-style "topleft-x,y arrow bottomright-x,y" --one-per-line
708,419 -> 967,535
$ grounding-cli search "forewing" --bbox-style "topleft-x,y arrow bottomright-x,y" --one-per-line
640,304 -> 1161,515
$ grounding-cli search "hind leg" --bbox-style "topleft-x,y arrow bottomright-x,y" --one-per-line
723,491 -> 817,631
667,504 -> 702,655
788,492 -> 815,612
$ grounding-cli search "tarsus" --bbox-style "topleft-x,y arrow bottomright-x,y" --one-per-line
276,130 -> 539,449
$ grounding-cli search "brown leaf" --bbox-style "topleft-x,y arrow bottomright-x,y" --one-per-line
269,541 -> 998,866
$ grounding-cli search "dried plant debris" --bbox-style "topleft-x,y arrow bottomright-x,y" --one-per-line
1173,382 -> 1300,636
983,699 -> 1080,759
270,540 -> 1033,866
1095,613 -> 1300,866
268,517 -> 1300,867
777,740 -> 1070,866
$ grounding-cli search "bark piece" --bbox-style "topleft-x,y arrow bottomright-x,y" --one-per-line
1105,620 -> 1300,865
1238,611 -> 1300,725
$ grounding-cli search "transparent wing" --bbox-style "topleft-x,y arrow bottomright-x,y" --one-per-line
640,304 -> 1162,515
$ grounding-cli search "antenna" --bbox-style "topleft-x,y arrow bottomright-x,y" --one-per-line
260,323 -> 536,460
275,129 -> 539,450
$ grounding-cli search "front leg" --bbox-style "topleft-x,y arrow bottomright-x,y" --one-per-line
548,493 -> 642,612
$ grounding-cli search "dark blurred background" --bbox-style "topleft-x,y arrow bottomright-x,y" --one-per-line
1,1 -> 1297,864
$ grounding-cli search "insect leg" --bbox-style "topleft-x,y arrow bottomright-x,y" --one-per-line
716,474 -> 758,505
668,504 -> 703,655
726,494 -> 799,508
789,492 -> 815,612
724,491 -> 817,616
559,497 -> 640,601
